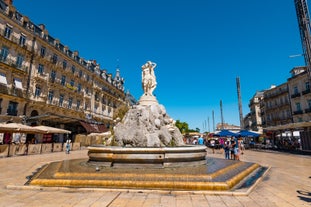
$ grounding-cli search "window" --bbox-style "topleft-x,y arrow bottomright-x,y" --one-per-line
70,79 -> 74,87
52,54 -> 57,64
308,99 -> 311,109
86,74 -> 90,82
306,82 -> 310,90
296,102 -> 301,111
16,54 -> 24,68
35,85 -> 41,97
0,46 -> 9,61
13,78 -> 23,89
76,100 -> 80,110
62,60 -> 67,69
68,97 -> 73,109
71,65 -> 75,74
38,64 -> 44,74
84,102 -> 88,110
294,86 -> 299,94
85,87 -> 89,95
40,47 -> 46,57
7,101 -> 18,116
77,83 -> 81,92
61,75 -> 66,86
19,34 -> 26,46
4,26 -> 12,39
59,94 -> 64,107
0,73 -> 7,85
48,90 -> 54,103
79,70 -> 82,78
50,70 -> 56,83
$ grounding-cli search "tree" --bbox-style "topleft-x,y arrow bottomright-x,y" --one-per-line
175,120 -> 189,134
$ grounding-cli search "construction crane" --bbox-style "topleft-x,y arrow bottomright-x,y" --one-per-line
294,0 -> 311,78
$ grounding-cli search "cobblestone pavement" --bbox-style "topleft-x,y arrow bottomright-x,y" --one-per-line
0,147 -> 310,207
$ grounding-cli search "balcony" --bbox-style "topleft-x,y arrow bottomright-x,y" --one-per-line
305,108 -> 311,113
291,93 -> 301,98
293,110 -> 303,115
0,84 -> 9,95
34,95 -> 47,103
34,73 -> 48,82
7,109 -> 17,116
11,88 -> 24,98
302,88 -> 311,95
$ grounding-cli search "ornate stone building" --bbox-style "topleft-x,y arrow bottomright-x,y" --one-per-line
262,83 -> 292,127
287,66 -> 311,122
0,0 -> 127,136
247,91 -> 264,133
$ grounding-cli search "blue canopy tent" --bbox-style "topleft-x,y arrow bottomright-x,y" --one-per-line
214,130 -> 238,137
238,130 -> 260,138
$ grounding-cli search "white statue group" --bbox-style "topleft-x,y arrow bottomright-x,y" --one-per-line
141,61 -> 157,96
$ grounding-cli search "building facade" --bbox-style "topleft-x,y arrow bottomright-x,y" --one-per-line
247,91 -> 264,133
262,83 -> 292,127
287,66 -> 311,123
0,0 -> 128,138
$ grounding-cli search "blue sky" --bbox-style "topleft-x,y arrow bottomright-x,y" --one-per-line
14,0 -> 305,131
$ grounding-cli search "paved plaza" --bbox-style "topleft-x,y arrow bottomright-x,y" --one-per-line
0,148 -> 310,207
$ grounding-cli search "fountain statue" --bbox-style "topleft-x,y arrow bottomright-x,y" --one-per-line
112,61 -> 184,147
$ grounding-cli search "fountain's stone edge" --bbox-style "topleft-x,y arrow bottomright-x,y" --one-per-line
88,145 -> 207,168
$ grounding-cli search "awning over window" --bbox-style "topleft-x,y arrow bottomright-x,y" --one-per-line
0,73 -> 7,85
80,121 -> 108,133
14,78 -> 23,89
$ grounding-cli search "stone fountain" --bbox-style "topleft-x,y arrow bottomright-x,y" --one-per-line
88,61 -> 207,168
27,61 -> 266,192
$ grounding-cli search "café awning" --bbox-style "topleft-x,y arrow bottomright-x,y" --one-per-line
32,125 -> 71,134
80,122 -> 108,133
0,123 -> 44,133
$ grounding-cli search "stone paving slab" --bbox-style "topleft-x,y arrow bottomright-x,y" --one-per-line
0,148 -> 310,206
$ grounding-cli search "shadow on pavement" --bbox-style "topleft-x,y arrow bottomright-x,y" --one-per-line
297,190 -> 311,203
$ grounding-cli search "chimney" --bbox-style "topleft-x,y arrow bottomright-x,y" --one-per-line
4,0 -> 13,5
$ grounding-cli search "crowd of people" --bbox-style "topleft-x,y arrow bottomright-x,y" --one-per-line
190,136 -> 245,160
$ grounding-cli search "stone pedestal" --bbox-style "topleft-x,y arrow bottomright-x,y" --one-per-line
139,94 -> 158,106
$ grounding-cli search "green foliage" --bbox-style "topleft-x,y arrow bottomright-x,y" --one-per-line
175,120 -> 189,134
175,120 -> 200,134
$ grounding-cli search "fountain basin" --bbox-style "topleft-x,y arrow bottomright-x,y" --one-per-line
88,145 -> 207,168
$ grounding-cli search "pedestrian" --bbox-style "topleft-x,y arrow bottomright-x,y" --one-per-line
198,135 -> 204,145
234,144 -> 240,160
210,139 -> 215,154
224,141 -> 230,159
230,137 -> 235,159
65,139 -> 71,154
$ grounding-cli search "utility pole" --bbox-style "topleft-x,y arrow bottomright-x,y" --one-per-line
294,0 -> 311,79
236,77 -> 244,129
208,117 -> 210,132
212,110 -> 215,132
220,100 -> 224,130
